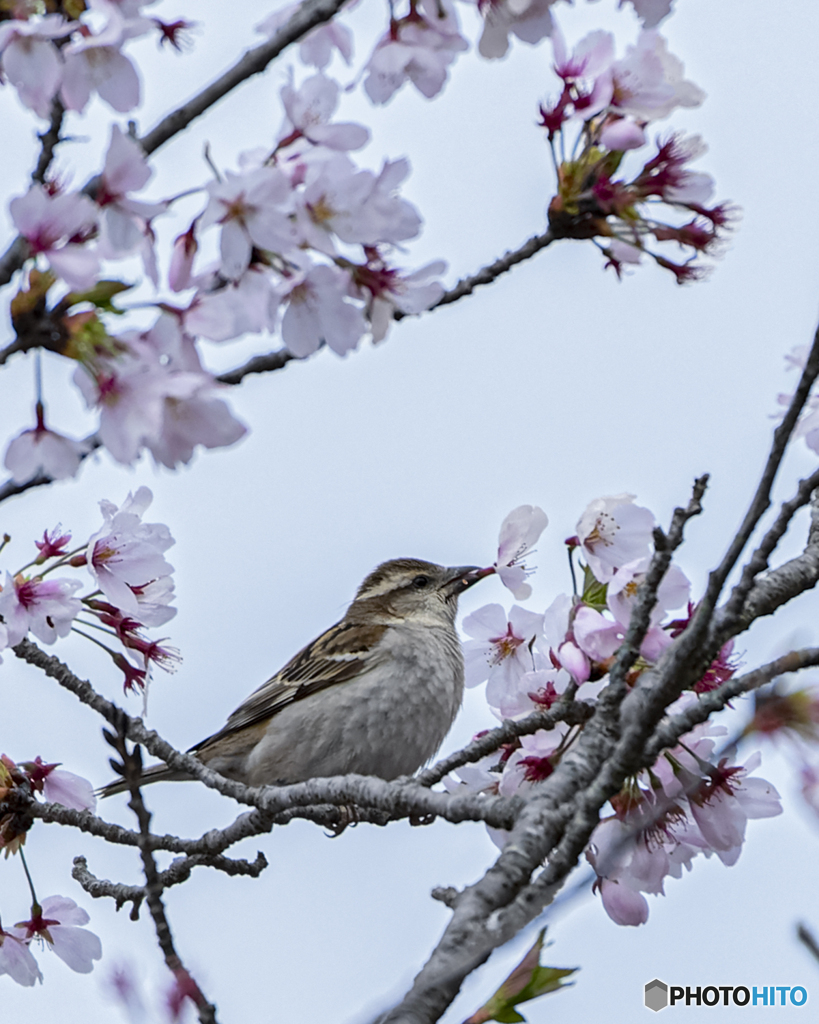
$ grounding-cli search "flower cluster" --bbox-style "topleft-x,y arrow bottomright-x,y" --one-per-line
5,67 -> 447,476
0,487 -> 178,691
0,0 -> 190,118
539,26 -> 734,282
449,495 -> 782,925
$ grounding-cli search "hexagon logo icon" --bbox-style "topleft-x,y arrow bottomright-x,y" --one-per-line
645,979 -> 669,1012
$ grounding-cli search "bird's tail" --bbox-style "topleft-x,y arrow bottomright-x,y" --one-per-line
97,762 -> 194,799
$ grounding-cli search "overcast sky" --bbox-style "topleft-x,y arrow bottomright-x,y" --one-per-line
3,1 -> 819,1021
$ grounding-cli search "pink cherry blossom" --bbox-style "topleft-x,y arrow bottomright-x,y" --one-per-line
477,0 -> 558,61
610,30 -> 705,122
461,603 -> 545,707
777,346 -> 819,454
351,255 -> 446,342
60,1 -> 148,113
24,757 -> 97,812
4,407 -> 88,484
493,504 -> 549,599
552,27 -> 614,83
200,167 -> 296,280
0,15 -> 74,118
279,73 -> 369,152
297,155 -> 422,254
598,117 -> 646,150
18,896 -> 102,974
0,926 -> 42,986
281,263 -> 366,357
364,0 -> 468,104
184,266 -> 278,342
556,640 -> 590,684
34,526 -> 72,562
74,316 -> 246,466
619,0 -> 675,28
576,493 -> 656,584
0,571 -> 82,646
10,185 -> 99,289
83,486 -> 174,618
96,125 -> 166,260
168,222 -> 198,292
257,4 -> 354,70
499,728 -> 565,795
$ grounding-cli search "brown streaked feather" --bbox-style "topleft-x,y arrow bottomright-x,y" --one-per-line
192,619 -> 389,751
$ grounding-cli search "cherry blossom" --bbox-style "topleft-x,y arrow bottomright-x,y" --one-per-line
34,527 -> 72,563
351,255 -> 446,343
18,896 -> 102,974
477,0 -> 559,61
363,0 -> 468,104
281,263 -> 366,356
23,757 -> 97,813
10,185 -> 99,290
96,125 -> 166,263
586,734 -> 781,926
493,504 -> 549,599
279,73 -> 369,152
199,166 -> 296,280
297,155 -> 422,253
257,4 -> 354,70
0,15 -> 74,118
0,926 -> 42,986
60,0 -> 149,113
0,571 -> 82,646
3,406 -> 88,484
184,266 -> 278,342
83,486 -> 174,619
461,603 -> 545,706
73,316 -> 247,466
576,493 -> 656,583
609,30 -> 705,122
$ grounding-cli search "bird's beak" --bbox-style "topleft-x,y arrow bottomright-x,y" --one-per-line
441,565 -> 484,598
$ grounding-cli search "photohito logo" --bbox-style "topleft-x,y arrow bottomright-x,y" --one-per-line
643,980 -> 809,1011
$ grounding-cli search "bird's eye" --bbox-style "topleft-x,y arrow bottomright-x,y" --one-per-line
412,575 -> 430,589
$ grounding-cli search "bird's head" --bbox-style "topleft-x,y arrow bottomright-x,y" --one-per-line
350,558 -> 483,624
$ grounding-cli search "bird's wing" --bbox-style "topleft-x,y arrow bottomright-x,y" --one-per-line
194,619 -> 389,747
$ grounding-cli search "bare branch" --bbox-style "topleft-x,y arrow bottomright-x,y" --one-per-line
32,98 -> 67,185
642,646 -> 819,765
72,855 -> 144,919
416,698 -> 595,788
798,923 -> 819,966
698,320 -> 819,619
13,639 -> 522,830
215,349 -> 295,385
109,725 -> 219,1024
394,230 -> 555,321
138,0 -> 350,157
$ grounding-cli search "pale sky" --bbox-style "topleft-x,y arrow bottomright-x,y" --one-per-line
2,1 -> 819,1021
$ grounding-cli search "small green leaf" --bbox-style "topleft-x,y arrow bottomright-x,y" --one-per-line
463,929 -> 577,1024
64,280 -> 132,314
581,564 -> 608,611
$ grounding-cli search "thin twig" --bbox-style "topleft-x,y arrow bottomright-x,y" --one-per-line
394,230 -> 555,321
110,725 -> 219,1024
798,923 -> 819,966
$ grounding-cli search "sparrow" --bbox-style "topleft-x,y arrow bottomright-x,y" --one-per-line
101,558 -> 482,796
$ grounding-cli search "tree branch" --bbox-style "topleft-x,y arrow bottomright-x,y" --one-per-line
13,639 -> 522,830
32,97 -> 66,185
